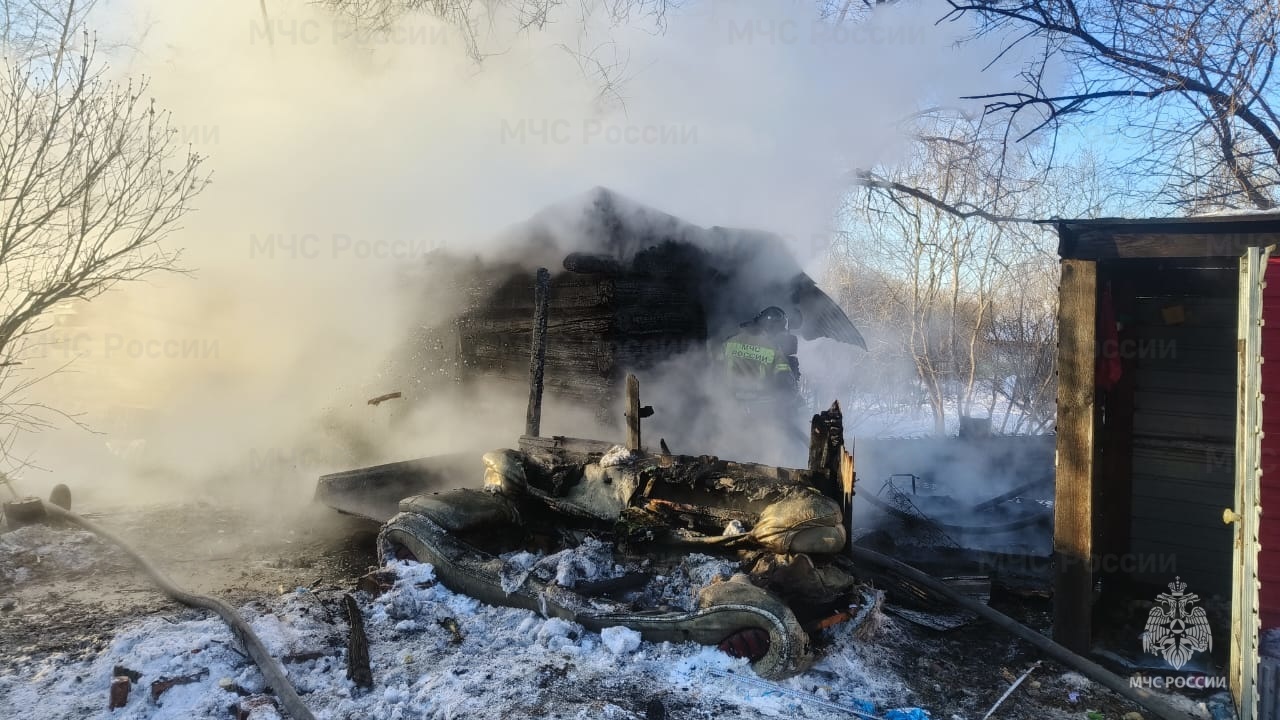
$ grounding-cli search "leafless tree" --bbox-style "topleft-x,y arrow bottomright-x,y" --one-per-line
828,110 -> 1111,436
0,0 -> 210,462
317,0 -> 1279,217
940,0 -> 1280,213
984,256 -> 1056,434
317,0 -> 677,64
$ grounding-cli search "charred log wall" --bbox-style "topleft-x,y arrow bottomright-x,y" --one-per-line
453,266 -> 707,425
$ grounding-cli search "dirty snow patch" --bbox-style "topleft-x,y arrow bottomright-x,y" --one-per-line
0,557 -> 923,720
0,524 -> 128,589
498,536 -> 624,593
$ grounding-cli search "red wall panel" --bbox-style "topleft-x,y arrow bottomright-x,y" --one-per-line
1260,257 -> 1280,629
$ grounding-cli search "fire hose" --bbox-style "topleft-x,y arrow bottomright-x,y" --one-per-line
39,501 -> 317,720
842,545 -> 1200,720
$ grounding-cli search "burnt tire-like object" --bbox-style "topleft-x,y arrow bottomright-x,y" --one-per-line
49,484 -> 71,511
377,504 -> 813,678
379,518 -> 425,564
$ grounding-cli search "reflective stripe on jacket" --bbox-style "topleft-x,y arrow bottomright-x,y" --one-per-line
724,336 -> 792,379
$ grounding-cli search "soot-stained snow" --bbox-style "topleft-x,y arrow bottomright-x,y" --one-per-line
0,554 -> 919,720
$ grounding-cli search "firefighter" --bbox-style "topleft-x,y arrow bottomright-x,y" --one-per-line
715,305 -> 807,465
721,306 -> 800,403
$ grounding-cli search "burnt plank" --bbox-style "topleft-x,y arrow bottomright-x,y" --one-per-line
526,268 -> 551,437
625,374 -> 642,451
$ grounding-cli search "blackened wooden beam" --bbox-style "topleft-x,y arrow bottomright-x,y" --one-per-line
807,401 -> 845,505
525,268 -> 551,437
625,374 -> 641,451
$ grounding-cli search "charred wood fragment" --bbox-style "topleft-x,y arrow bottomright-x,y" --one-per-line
109,676 -> 131,710
806,401 -> 845,504
150,670 -> 206,702
644,498 -> 756,529
355,570 -> 397,596
233,695 -> 279,720
343,593 -> 374,690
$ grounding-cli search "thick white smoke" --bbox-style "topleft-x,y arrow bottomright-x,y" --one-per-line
17,0 -> 1021,506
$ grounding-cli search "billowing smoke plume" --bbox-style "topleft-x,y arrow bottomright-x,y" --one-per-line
17,0 -> 1019,507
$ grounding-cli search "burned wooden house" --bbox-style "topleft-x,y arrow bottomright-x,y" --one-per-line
1051,213 -> 1280,719
399,188 -> 866,429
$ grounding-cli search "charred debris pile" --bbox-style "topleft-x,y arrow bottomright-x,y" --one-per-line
852,422 -> 1056,606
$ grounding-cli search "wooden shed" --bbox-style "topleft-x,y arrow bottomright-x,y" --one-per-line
1053,213 -> 1280,718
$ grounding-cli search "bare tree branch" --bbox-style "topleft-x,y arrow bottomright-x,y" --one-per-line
0,0 -> 210,463
849,169 -> 1042,223
943,0 -> 1280,211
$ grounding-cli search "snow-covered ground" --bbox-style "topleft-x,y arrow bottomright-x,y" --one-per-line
2,557 -> 914,720
0,524 -> 130,588
0,511 -> 1223,720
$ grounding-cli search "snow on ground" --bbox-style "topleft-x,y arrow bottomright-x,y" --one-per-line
0,524 -> 129,589
1,515 -> 1224,720
835,394 -> 1047,440
0,552 -> 920,720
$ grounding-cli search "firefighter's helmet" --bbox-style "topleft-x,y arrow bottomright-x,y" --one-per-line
756,306 -> 787,334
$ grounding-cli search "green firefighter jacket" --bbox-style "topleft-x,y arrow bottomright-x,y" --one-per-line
722,330 -> 798,398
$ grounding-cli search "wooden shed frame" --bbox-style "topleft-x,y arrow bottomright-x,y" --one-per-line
1054,213 -> 1280,719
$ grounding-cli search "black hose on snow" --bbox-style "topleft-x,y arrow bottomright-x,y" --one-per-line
40,501 -> 318,720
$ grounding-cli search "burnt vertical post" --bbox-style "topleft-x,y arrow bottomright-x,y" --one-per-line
525,268 -> 551,438
625,373 -> 641,451
808,401 -> 845,504
807,415 -> 826,473
1054,258 -> 1098,654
